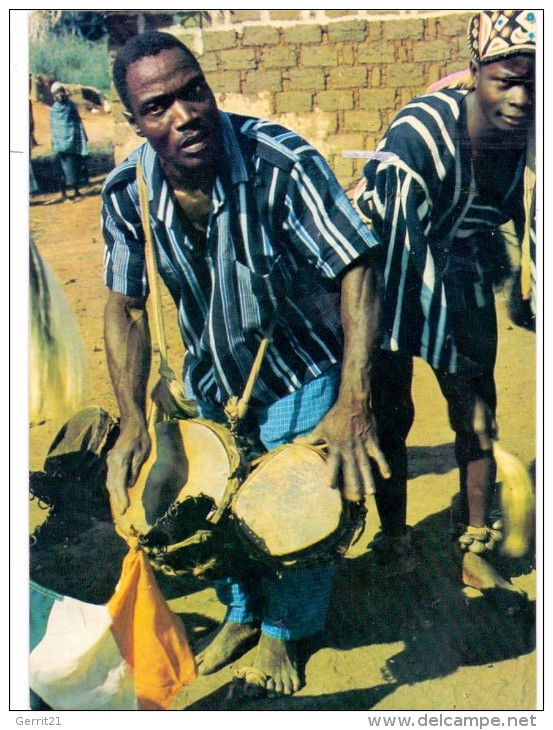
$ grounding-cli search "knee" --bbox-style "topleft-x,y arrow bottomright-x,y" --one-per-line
455,431 -> 494,463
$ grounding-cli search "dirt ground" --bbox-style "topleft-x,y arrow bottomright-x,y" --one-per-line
27,101 -> 539,712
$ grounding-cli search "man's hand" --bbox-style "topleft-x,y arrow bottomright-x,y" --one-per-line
106,418 -> 151,515
299,399 -> 390,502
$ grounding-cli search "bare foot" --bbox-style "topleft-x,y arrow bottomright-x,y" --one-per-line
461,552 -> 526,614
462,552 -> 522,593
229,634 -> 303,700
195,621 -> 259,675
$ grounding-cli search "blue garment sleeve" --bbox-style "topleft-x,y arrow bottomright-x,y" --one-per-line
102,174 -> 148,298
282,152 -> 381,280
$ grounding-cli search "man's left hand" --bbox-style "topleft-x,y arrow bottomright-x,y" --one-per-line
297,399 -> 390,502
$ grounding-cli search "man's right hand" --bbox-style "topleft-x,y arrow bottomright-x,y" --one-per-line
106,418 -> 151,515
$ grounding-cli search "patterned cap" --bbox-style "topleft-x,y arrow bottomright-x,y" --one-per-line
468,10 -> 536,64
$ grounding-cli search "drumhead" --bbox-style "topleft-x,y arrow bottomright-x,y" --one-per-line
232,443 -> 343,559
114,418 -> 241,539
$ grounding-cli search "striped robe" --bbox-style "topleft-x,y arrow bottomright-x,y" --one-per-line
354,89 -> 527,372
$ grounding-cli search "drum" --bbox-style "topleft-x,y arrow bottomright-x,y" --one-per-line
112,415 -> 252,582
113,416 -> 244,538
231,443 -> 366,569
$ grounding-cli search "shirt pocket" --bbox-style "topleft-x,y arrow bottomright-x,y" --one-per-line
235,257 -> 286,333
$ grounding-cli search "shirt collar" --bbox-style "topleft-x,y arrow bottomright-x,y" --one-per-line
140,111 -> 250,223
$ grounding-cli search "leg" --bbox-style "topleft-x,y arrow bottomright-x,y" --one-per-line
434,307 -> 524,600
195,576 -> 262,675
436,305 -> 499,537
56,154 -> 69,200
369,351 -> 417,574
234,563 -> 335,698
197,368 -> 340,695
230,369 -> 340,697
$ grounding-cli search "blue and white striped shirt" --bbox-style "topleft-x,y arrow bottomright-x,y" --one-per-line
103,112 -> 379,407
353,89 -> 526,373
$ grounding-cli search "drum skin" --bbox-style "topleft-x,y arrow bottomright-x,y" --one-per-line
113,417 -> 242,540
232,443 -> 344,559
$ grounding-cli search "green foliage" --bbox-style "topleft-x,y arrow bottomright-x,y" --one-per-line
29,33 -> 110,94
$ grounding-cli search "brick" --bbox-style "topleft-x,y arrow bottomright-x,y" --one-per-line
331,157 -> 355,186
326,10 -> 359,19
197,51 -> 218,73
204,71 -> 241,94
317,90 -> 354,112
445,61 -> 472,76
424,17 -> 439,41
275,91 -> 313,114
203,29 -> 237,52
326,132 -> 365,151
340,44 -> 355,66
439,12 -> 473,37
242,25 -> 280,47
171,30 -> 200,51
343,110 -> 382,134
396,44 -> 410,64
230,10 -> 261,24
327,19 -> 367,43
268,10 -> 304,22
281,24 -> 322,46
359,88 -> 397,111
400,88 -> 417,108
244,69 -> 282,94
386,63 -> 425,87
219,48 -> 257,71
367,20 -> 383,41
301,45 -> 338,68
383,18 -> 424,41
288,68 -> 326,92
328,66 -> 367,89
368,65 -> 382,88
262,46 -> 297,69
413,39 -> 451,63
362,135 -> 380,156
358,41 -> 395,64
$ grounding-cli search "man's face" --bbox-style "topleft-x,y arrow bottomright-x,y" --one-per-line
125,47 -> 221,178
53,89 -> 67,104
473,55 -> 535,134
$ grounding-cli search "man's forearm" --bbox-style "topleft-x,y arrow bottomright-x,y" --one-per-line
104,291 -> 151,425
337,261 -> 382,408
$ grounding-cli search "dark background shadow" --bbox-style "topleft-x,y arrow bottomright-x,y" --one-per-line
185,505 -> 535,711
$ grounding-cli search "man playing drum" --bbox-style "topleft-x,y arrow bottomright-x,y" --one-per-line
102,31 -> 387,699
352,11 -> 536,590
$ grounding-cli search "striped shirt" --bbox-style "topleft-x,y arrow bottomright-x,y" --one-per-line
353,89 -> 526,373
103,111 -> 379,407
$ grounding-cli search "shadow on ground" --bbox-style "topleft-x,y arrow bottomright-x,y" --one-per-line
184,506 -> 535,711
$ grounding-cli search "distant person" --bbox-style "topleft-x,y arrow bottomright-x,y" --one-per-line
29,98 -> 39,196
48,82 -> 89,203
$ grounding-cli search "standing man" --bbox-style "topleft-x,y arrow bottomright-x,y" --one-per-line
102,31 -> 387,699
49,82 -> 89,203
353,10 -> 536,588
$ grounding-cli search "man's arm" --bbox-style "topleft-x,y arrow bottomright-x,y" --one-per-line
301,260 -> 390,502
104,289 -> 152,514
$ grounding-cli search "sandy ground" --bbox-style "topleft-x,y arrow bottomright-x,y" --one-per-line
27,102 -> 539,712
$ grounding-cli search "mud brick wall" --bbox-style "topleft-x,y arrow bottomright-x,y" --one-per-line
110,10 -> 475,186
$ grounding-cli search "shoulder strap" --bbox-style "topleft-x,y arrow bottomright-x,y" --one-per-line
136,158 -> 196,424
